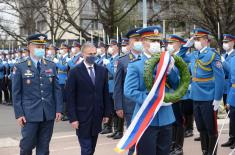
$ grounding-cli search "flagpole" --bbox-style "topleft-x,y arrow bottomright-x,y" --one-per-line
143,0 -> 147,28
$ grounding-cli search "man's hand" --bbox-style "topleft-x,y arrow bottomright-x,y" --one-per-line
17,116 -> 26,127
116,110 -> 124,118
213,100 -> 221,111
55,113 -> 62,122
102,117 -> 109,123
71,121 -> 79,129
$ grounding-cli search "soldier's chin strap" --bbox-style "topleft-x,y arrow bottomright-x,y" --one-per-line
212,111 -> 230,155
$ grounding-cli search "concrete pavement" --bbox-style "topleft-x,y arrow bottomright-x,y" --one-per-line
0,104 -> 234,155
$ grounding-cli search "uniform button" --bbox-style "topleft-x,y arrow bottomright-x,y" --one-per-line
42,97 -> 44,100
40,77 -> 42,79
41,90 -> 44,93
40,83 -> 43,86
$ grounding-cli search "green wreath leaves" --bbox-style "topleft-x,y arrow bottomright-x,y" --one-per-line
144,53 -> 190,103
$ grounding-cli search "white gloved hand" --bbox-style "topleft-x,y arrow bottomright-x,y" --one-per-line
103,58 -> 110,65
221,56 -> 225,62
162,102 -> 173,106
183,37 -> 195,48
167,57 -> 175,74
2,61 -> 6,65
188,84 -> 191,91
213,100 -> 221,111
66,57 -> 71,62
12,59 -> 16,64
53,58 -> 59,63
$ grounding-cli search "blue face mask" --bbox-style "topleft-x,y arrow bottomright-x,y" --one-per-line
133,41 -> 143,52
34,48 -> 45,58
86,55 -> 97,65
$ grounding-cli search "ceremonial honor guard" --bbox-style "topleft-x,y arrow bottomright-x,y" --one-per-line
46,44 -> 58,61
167,34 -> 192,155
12,34 -> 63,155
55,43 -> 70,121
68,41 -> 83,69
221,34 -> 235,149
96,41 -> 108,65
0,52 -> 5,104
124,26 -> 178,155
189,28 -> 224,155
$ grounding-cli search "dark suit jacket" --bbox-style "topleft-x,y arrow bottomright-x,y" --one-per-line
113,53 -> 136,114
66,61 -> 112,138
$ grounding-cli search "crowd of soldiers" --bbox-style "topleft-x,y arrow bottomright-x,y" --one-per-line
1,25 -> 235,155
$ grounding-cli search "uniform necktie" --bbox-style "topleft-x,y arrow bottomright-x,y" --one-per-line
225,54 -> 228,59
37,61 -> 41,73
88,67 -> 95,85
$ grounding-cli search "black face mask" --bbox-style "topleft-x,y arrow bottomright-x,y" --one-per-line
86,55 -> 97,65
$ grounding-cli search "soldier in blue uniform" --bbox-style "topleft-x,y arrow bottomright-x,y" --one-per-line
187,28 -> 224,155
21,48 -> 29,61
54,43 -> 70,121
96,41 -> 109,65
167,34 -> 194,155
68,41 -> 83,69
221,34 -> 235,149
0,52 -> 5,104
120,38 -> 130,54
46,44 -> 58,61
101,39 -> 124,138
124,26 -> 178,155
113,28 -> 142,154
12,34 -> 63,155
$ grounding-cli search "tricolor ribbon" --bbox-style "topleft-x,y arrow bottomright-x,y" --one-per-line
115,51 -> 171,154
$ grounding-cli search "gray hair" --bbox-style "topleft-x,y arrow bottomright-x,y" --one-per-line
81,42 -> 96,53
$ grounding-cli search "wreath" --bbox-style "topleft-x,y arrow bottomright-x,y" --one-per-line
144,53 -> 190,103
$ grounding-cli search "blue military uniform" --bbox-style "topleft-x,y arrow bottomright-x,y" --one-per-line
124,26 -> 178,155
188,28 -> 224,155
0,58 -> 5,104
167,35 -> 194,154
221,34 -> 235,148
12,34 -> 63,155
68,53 -> 82,69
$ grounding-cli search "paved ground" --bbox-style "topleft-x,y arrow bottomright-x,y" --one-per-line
0,104 -> 234,155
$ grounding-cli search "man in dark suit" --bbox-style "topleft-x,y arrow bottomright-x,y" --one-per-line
12,34 -> 63,155
66,42 -> 112,155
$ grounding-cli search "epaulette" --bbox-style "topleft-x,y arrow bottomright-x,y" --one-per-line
118,54 -> 128,60
130,58 -> 141,63
16,59 -> 27,64
44,58 -> 55,63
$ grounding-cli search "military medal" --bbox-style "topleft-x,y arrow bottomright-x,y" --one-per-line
24,69 -> 33,76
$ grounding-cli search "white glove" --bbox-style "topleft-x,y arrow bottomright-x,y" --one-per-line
183,37 -> 195,48
12,59 -> 16,64
103,58 -> 110,65
162,102 -> 173,106
167,57 -> 175,74
66,57 -> 71,62
221,56 -> 225,62
2,61 -> 6,65
188,84 -> 191,91
53,58 -> 59,63
213,100 -> 221,111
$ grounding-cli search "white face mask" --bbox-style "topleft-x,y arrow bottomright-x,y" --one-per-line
22,53 -> 26,57
223,43 -> 230,51
148,42 -> 161,53
59,49 -> 65,55
97,48 -> 102,55
6,55 -> 9,59
121,46 -> 128,53
108,47 -> 114,55
47,50 -> 52,56
194,41 -> 203,50
71,47 -> 76,54
167,44 -> 175,53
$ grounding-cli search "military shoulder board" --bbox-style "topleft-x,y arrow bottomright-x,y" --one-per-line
44,58 -> 55,63
130,58 -> 141,63
16,59 -> 27,64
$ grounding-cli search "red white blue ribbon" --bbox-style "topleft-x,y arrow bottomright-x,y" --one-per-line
115,51 -> 171,154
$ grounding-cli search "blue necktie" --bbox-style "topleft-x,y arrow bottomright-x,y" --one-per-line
37,61 -> 41,73
89,67 -> 95,85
